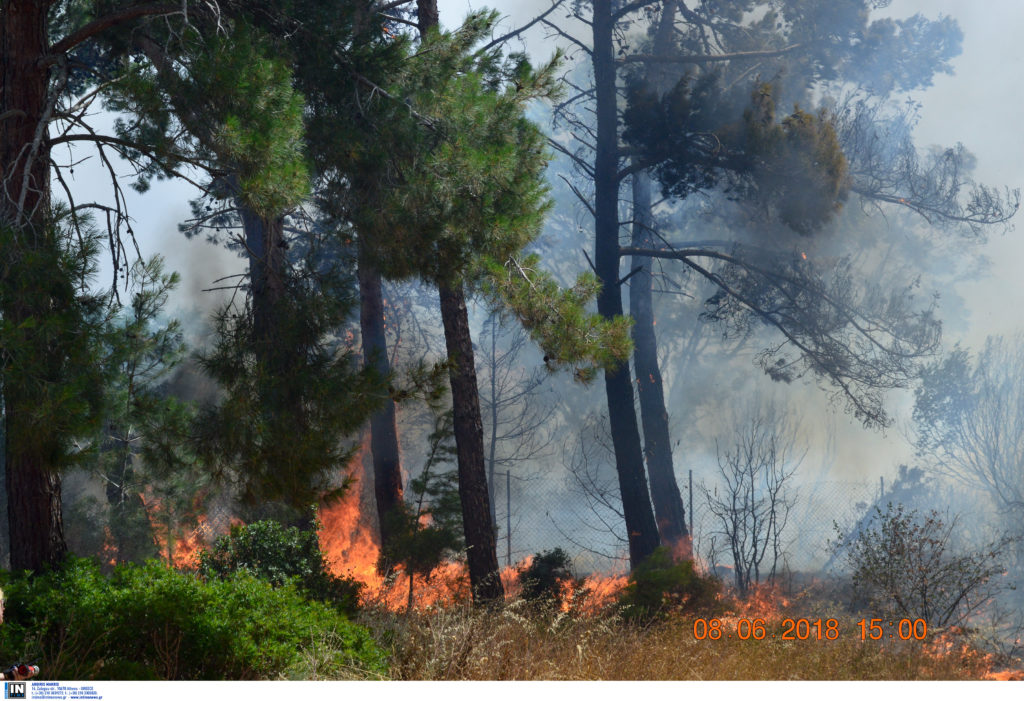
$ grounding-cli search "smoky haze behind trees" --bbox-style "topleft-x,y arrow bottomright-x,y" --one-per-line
46,0 -> 1024,590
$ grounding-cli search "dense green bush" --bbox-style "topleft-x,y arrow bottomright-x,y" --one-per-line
0,558 -> 386,680
197,519 -> 362,616
518,548 -> 577,603
618,547 -> 722,621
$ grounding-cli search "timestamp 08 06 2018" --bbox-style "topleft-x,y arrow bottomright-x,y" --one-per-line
691,617 -> 929,641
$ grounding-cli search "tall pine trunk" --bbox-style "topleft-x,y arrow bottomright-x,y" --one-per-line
592,0 -> 660,568
630,172 -> 689,551
438,282 -> 503,603
1,0 -> 68,572
357,249 -> 403,548
628,0 -> 689,555
418,0 -> 502,603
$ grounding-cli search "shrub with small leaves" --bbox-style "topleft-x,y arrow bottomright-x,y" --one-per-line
0,558 -> 386,680
618,547 -> 722,621
198,519 -> 362,616
832,503 -> 1014,627
518,548 -> 577,603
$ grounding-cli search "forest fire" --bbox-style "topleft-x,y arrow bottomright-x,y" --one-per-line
314,441 -> 636,612
139,491 -> 210,568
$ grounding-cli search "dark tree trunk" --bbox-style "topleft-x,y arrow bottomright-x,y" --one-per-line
240,205 -> 287,360
1,0 -> 69,573
630,171 -> 689,551
628,0 -> 690,556
417,0 -> 500,604
592,0 -> 660,568
358,248 -> 404,549
438,281 -> 503,603
415,0 -> 439,36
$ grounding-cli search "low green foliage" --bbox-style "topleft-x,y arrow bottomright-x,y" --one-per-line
518,548 -> 577,603
0,558 -> 385,680
198,520 -> 363,616
618,547 -> 723,621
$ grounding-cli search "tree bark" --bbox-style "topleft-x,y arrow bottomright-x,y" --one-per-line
630,171 -> 689,552
239,205 -> 287,359
415,0 -> 439,36
1,0 -> 70,573
358,248 -> 404,549
592,0 -> 660,568
438,281 -> 503,603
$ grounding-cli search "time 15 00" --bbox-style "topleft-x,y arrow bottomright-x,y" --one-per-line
857,618 -> 928,640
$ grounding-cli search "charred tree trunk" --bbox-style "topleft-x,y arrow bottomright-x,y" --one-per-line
630,171 -> 689,550
628,0 -> 690,555
438,281 -> 503,603
1,0 -> 70,573
593,0 -> 660,568
358,248 -> 404,549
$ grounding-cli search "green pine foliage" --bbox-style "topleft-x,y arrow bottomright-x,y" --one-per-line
193,268 -> 382,512
0,210 -> 112,471
482,254 -> 633,383
187,25 -> 310,217
106,21 -> 310,214
350,11 -> 560,287
377,410 -> 465,605
83,256 -> 204,565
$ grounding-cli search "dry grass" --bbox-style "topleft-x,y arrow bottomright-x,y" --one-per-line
354,591 -> 1021,681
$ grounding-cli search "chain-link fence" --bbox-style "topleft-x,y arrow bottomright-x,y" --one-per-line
489,469 -> 884,577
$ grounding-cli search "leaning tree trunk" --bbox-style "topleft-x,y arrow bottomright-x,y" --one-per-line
592,0 -> 660,568
357,247 -> 404,549
1,0 -> 71,573
438,282 -> 503,603
630,171 -> 689,552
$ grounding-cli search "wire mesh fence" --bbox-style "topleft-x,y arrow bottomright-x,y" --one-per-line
489,469 -> 884,577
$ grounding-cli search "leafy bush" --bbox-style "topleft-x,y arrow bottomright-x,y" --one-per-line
518,548 -> 577,603
618,547 -> 722,621
197,519 -> 362,615
0,558 -> 386,680
832,503 -> 1013,627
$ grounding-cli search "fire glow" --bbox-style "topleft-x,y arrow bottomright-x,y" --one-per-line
314,439 -> 630,611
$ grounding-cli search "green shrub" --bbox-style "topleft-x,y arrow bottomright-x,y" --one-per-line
0,558 -> 386,680
518,548 -> 577,604
198,519 -> 362,616
618,547 -> 722,621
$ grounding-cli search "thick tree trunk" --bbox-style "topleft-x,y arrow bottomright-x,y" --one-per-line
438,281 -> 503,603
592,0 -> 660,568
1,0 -> 70,573
630,172 -> 689,552
240,205 -> 287,359
415,0 -> 439,36
358,248 -> 404,549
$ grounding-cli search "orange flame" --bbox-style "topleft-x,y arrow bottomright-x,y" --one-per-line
317,436 -> 470,610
